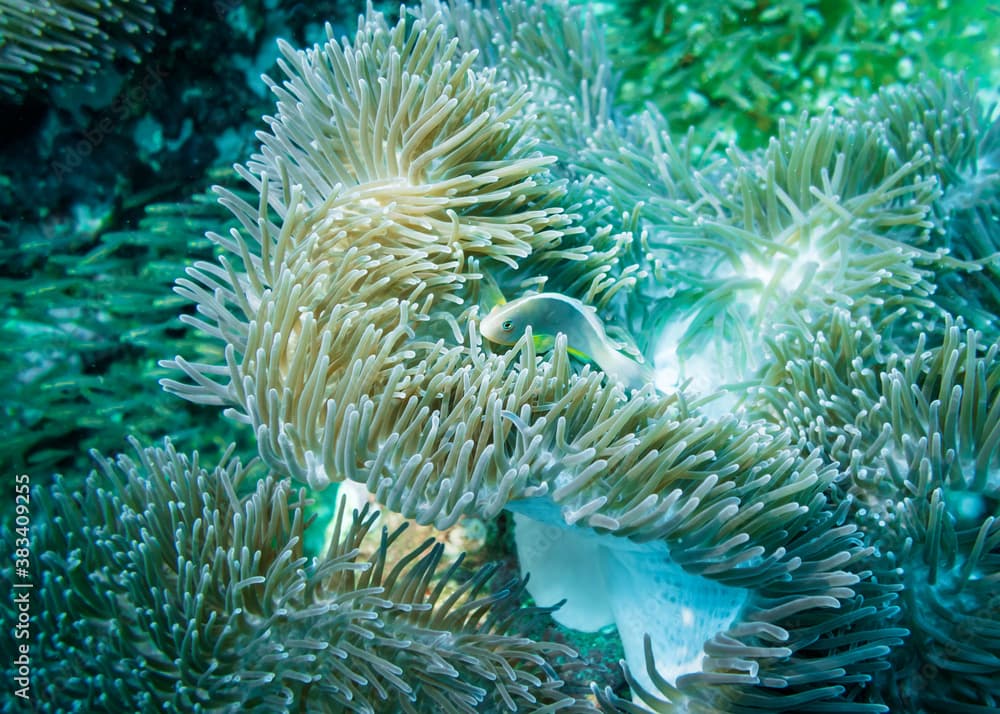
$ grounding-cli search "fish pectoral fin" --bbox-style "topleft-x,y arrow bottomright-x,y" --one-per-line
533,334 -> 556,352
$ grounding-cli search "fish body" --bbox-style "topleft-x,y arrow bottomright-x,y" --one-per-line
480,292 -> 653,391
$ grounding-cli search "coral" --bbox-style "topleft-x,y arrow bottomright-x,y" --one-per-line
0,0 -> 171,102
0,438 -> 592,712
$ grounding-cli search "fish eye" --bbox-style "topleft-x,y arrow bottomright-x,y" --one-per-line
501,319 -> 514,332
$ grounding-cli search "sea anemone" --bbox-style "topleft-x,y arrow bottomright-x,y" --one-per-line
590,102 -> 942,400
9,0 -> 998,711
846,72 -> 1000,339
162,3 -> 906,709
0,0 -> 170,101
0,438 -> 591,712
755,308 -> 1000,711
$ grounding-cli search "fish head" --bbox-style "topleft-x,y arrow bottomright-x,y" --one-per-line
480,299 -> 529,346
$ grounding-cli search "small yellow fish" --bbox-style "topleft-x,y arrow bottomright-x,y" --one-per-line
480,292 -> 653,391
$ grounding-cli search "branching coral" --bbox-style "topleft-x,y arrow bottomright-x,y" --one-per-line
0,438 -> 591,712
0,0 -> 171,101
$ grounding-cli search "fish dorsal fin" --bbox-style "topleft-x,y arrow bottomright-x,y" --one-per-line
480,272 -> 507,310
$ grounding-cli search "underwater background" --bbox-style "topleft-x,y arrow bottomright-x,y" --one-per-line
2,0 -> 1000,711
